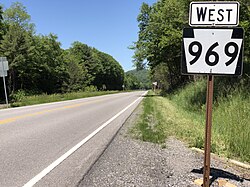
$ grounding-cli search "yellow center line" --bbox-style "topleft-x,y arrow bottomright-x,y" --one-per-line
0,118 -> 16,124
0,99 -> 105,125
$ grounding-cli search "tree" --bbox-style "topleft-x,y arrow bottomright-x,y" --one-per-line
0,5 -> 5,41
126,69 -> 151,89
68,42 -> 101,86
0,2 -> 125,97
239,0 -> 250,66
133,0 -> 250,92
29,34 -> 66,93
132,0 -> 188,91
131,3 -> 152,70
0,2 -> 34,94
92,49 -> 124,90
63,42 -> 124,91
62,48 -> 89,92
124,73 -> 140,90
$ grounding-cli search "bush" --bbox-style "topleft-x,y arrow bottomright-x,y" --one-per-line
10,90 -> 26,102
84,85 -> 98,92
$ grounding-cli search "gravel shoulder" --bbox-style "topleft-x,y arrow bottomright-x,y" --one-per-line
78,104 -> 250,187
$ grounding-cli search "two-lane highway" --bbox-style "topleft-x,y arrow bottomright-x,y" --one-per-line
0,91 -> 146,187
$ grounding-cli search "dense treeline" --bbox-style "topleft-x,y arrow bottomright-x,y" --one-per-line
125,69 -> 151,90
133,0 -> 250,92
0,2 -> 124,101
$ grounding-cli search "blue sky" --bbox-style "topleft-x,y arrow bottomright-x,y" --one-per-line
0,0 -> 156,71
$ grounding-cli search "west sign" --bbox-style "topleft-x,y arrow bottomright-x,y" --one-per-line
189,2 -> 239,27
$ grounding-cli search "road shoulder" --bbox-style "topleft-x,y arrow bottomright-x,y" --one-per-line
78,104 -> 250,187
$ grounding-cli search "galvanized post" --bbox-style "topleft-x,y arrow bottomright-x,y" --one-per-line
2,74 -> 8,107
203,75 -> 214,187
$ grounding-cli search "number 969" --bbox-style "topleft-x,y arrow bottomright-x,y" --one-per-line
189,41 -> 239,66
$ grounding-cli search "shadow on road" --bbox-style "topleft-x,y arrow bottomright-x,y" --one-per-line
142,94 -> 161,98
191,168 -> 250,185
191,167 -> 249,185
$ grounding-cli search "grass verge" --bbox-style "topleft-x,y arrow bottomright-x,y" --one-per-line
130,94 -> 167,145
10,91 -> 119,107
131,88 -> 250,163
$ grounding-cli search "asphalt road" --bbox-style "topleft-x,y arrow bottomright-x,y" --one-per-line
0,91 -> 146,187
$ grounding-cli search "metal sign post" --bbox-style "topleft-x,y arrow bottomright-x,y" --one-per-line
182,2 -> 243,186
203,75 -> 214,187
152,82 -> 157,92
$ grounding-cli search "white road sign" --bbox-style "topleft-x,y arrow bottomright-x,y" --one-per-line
0,71 -> 7,77
0,57 -> 9,106
189,2 -> 239,27
182,28 -> 243,75
0,60 -> 9,71
0,57 -> 9,77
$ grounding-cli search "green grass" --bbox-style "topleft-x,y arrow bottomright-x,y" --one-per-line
10,91 -> 119,107
171,80 -> 250,162
132,83 -> 250,163
130,94 -> 167,145
213,94 -> 250,161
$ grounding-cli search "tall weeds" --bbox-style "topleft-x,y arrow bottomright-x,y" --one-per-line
133,80 -> 250,163
171,79 -> 250,162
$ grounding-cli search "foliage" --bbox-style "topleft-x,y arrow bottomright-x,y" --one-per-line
125,69 -> 151,90
84,85 -> 98,92
63,43 -> 124,92
10,89 -> 26,102
133,0 -> 250,91
0,5 -> 5,40
30,34 -> 66,93
124,73 -> 139,90
132,1 -> 250,162
0,2 -> 125,101
92,49 -> 124,90
0,2 -> 34,94
132,0 -> 188,90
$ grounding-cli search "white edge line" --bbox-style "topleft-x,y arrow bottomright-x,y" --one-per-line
22,91 -> 147,187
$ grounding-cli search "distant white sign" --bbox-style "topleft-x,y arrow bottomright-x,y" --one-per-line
182,28 -> 243,75
189,2 -> 239,27
0,57 -> 9,106
0,57 -> 9,77
0,60 -> 9,71
0,71 -> 7,77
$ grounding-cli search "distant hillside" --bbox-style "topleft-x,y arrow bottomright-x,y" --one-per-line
125,69 -> 151,89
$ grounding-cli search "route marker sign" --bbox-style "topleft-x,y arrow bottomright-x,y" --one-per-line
183,2 -> 243,187
182,27 -> 244,75
189,2 -> 239,27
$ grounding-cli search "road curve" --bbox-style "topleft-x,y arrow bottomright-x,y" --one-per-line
0,91 -> 146,187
